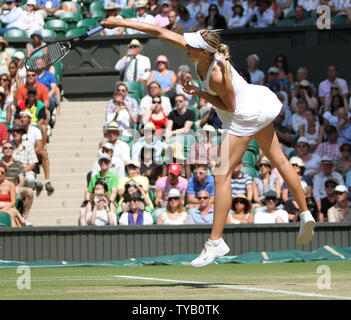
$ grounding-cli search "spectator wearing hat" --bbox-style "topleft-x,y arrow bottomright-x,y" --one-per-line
126,0 -> 155,35
186,163 -> 215,208
87,153 -> 119,211
230,160 -> 253,201
290,67 -> 316,99
132,121 -> 166,162
315,125 -> 342,161
147,55 -> 177,101
313,155 -> 344,212
290,80 -> 318,113
246,54 -> 264,85
186,189 -> 213,224
294,136 -> 321,177
101,3 -> 124,36
319,65 -> 349,112
102,121 -> 131,165
24,0 -> 44,37
252,156 -> 281,207
0,86 -> 11,127
114,39 -> 151,84
334,143 -> 351,180
155,163 -> 188,207
266,66 -> 281,94
155,0 -> 171,27
140,81 -> 172,117
165,9 -> 185,32
318,177 -> 338,222
327,184 -> 351,222
0,0 -> 26,36
119,191 -> 154,225
19,109 -> 54,196
142,95 -> 168,134
298,107 -> 324,149
157,188 -> 188,224
254,191 -> 289,224
226,194 -> 254,224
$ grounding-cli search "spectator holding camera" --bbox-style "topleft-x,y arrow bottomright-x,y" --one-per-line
86,190 -> 117,226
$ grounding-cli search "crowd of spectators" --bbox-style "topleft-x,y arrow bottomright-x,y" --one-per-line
79,35 -> 351,227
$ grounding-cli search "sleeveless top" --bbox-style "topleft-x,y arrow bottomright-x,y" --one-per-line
162,211 -> 187,225
152,70 -> 174,90
303,120 -> 320,142
228,212 -> 250,224
150,110 -> 167,130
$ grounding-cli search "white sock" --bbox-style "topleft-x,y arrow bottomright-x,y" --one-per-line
208,238 -> 223,246
44,180 -> 50,184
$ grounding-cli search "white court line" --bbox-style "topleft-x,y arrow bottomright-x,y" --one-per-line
114,275 -> 351,300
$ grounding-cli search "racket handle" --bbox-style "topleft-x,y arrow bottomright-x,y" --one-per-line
87,25 -> 105,36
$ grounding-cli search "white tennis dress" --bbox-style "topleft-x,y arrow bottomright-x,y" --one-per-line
195,54 -> 282,136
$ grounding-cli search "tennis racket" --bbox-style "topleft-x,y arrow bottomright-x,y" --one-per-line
25,25 -> 105,72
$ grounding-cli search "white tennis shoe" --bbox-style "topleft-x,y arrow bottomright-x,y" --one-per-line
191,238 -> 230,268
297,210 -> 316,245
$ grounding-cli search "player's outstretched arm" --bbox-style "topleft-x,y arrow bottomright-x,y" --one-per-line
101,17 -> 187,52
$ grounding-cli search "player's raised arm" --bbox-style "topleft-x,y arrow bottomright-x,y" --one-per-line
101,17 -> 187,51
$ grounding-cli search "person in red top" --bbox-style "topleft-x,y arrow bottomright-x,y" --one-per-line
0,123 -> 9,145
142,95 -> 167,136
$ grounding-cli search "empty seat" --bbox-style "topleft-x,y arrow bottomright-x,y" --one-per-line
76,18 -> 99,30
41,29 -> 57,38
60,11 -> 83,29
65,27 -> 86,38
45,19 -> 69,37
4,29 -> 28,38
89,0 -> 104,13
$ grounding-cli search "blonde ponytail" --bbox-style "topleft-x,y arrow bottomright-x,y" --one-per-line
218,43 -> 233,82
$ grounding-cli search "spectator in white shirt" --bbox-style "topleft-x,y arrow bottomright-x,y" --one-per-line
329,0 -> 351,22
297,0 -> 320,11
126,0 -> 155,35
247,0 -> 274,28
24,0 -> 44,37
101,2 -> 125,36
228,3 -> 250,29
0,0 -> 27,36
186,0 -> 209,18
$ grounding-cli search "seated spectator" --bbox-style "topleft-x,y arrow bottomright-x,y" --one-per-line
226,194 -> 254,224
247,0 -> 274,28
246,54 -> 264,86
274,54 -> 294,93
335,143 -> 351,180
327,184 -> 351,222
132,122 -> 165,162
140,81 -> 172,117
290,67 -> 316,99
345,169 -> 351,197
315,125 -> 342,161
114,39 -> 151,84
0,122 -> 8,144
228,3 -> 249,29
313,155 -> 344,212
297,0 -> 320,11
176,6 -> 197,31
319,65 -> 349,112
0,163 -> 25,227
127,0 -> 155,35
155,163 -> 188,207
1,140 -> 33,226
275,0 -> 294,17
9,59 -> 24,99
199,104 -> 223,130
299,107 -> 324,149
157,188 -> 188,224
336,106 -> 351,146
323,94 -> 347,128
186,163 -> 215,208
0,0 -> 26,37
292,98 -> 308,136
118,160 -> 152,206
102,121 -> 131,165
0,38 -> 10,74
273,108 -> 292,157
186,190 -> 214,224
140,146 -> 163,186
254,191 -> 289,224
87,153 -> 119,212
189,125 -> 218,170
205,4 -> 227,29
189,11 -> 206,31
165,94 -> 195,140
186,0 -> 208,17
91,142 -> 125,179
142,95 -> 168,133
276,5 -> 309,27
0,86 -> 11,127
25,28 -> 46,58
293,137 -> 321,177
252,156 -> 281,207
148,0 -> 162,16
230,160 -> 253,201
155,0 -> 171,27
165,9 -> 185,32
318,177 -> 338,222
119,191 -> 154,225
329,0 -> 351,23
212,0 -> 233,20
19,110 -> 54,196
36,0 -> 61,19
86,189 -> 117,226
266,67 -> 281,94
175,66 -> 198,108
24,0 -> 44,37
147,55 -> 177,101
101,3 -> 124,36
291,80 -> 319,113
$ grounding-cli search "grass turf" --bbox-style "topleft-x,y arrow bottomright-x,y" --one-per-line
0,262 -> 350,300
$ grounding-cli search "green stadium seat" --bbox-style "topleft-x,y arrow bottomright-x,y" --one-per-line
41,29 -> 57,38
124,81 -> 144,99
91,10 -> 106,22
60,11 -> 83,30
187,106 -> 199,123
53,61 -> 63,87
61,1 -> 81,12
65,28 -> 86,38
120,8 -> 136,18
127,93 -> 140,104
241,166 -> 259,178
45,19 -> 69,37
76,18 -> 99,30
89,0 -> 104,13
247,139 -> 259,155
0,211 -> 11,227
4,29 -> 28,38
241,151 -> 257,167
333,15 -> 347,24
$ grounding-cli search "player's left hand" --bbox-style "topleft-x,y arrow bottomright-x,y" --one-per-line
182,80 -> 201,96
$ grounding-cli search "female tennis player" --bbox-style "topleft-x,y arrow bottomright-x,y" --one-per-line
101,17 -> 316,267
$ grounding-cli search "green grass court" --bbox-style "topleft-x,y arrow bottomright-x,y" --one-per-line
0,262 -> 350,300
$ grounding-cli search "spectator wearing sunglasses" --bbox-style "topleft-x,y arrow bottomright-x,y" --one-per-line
226,194 -> 254,224
327,184 -> 351,222
142,95 -> 167,133
186,163 -> 214,208
318,178 -> 338,222
186,190 -> 213,224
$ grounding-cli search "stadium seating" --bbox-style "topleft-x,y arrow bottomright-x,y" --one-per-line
60,11 -> 83,30
76,18 -> 99,30
65,28 -> 86,38
247,139 -> 259,155
54,61 -> 63,88
41,29 -> 57,38
127,93 -> 141,104
61,1 -> 81,12
124,81 -> 144,99
89,0 -> 104,13
45,19 -> 69,37
4,29 -> 27,38
241,151 -> 257,167
241,166 -> 259,178
91,10 -> 106,22
120,8 -> 136,18
0,211 -> 11,227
